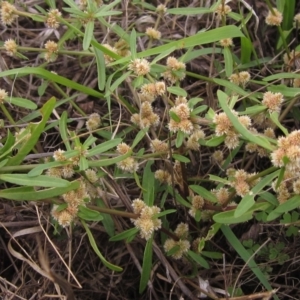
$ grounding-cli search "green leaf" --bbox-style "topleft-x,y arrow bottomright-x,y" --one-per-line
191,105 -> 207,115
0,130 -> 15,160
156,209 -> 177,218
143,160 -> 155,206
132,128 -> 147,149
87,138 -> 122,157
96,198 -> 115,237
204,135 -> 225,147
28,160 -> 72,177
167,86 -> 187,97
109,227 -> 139,241
170,188 -> 192,208
218,90 -> 274,150
172,154 -> 190,163
167,7 -> 212,15
223,47 -> 233,77
169,111 -> 181,122
8,97 -> 56,166
83,21 -> 94,50
189,185 -> 218,203
175,130 -> 185,148
8,97 -> 37,110
0,180 -> 80,201
0,68 -> 103,98
59,111 -> 71,151
139,236 -> 153,293
93,46 -> 106,91
79,156 -> 89,171
78,205 -> 103,221
81,220 -> 122,271
240,37 -> 253,64
187,250 -> 209,269
269,112 -> 288,135
89,151 -> 132,167
0,174 -> 70,188
129,28 -> 137,59
221,225 -> 278,300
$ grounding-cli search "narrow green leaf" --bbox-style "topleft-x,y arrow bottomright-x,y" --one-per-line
96,198 -> 115,237
269,112 -> 288,135
59,111 -> 71,151
109,227 -> 139,241
78,205 -> 103,221
0,130 -> 14,159
83,21 -> 94,50
143,160 -> 155,206
221,225 -> 278,300
156,209 -> 176,218
28,160 -> 73,177
204,135 -> 225,147
218,90 -> 273,150
132,129 -> 147,149
130,28 -> 137,59
8,97 -> 56,166
89,151 -> 132,167
81,220 -> 122,271
172,154 -> 190,163
0,174 -> 70,187
105,71 -> 131,97
240,37 -> 253,64
167,86 -> 187,97
0,180 -> 79,201
169,111 -> 181,122
175,130 -> 184,148
87,138 -> 122,157
187,250 -> 209,269
9,97 -> 37,110
189,185 -> 218,203
223,47 -> 233,77
139,236 -> 153,293
167,7 -> 212,15
93,46 -> 106,91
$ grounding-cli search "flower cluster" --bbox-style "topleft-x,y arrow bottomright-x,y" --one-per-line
44,40 -> 58,62
4,39 -> 17,56
0,89 -> 8,104
116,142 -> 139,173
168,97 -> 195,134
164,223 -> 190,259
215,4 -> 232,19
155,169 -> 172,185
220,38 -> 233,47
79,0 -> 102,9
46,9 -> 61,29
265,8 -> 283,26
1,1 -> 18,25
86,113 -> 101,131
146,27 -> 161,40
246,127 -> 275,157
162,57 -> 186,84
150,139 -> 169,154
228,169 -> 259,197
131,199 -> 161,240
188,195 -> 205,218
212,187 -> 230,206
156,4 -> 167,15
128,58 -> 151,76
229,71 -> 251,87
131,101 -> 160,128
139,81 -> 166,103
262,91 -> 284,114
51,179 -> 91,227
186,129 -> 205,150
213,110 -> 252,149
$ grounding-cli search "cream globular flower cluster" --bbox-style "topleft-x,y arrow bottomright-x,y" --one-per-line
163,223 -> 190,260
4,39 -> 17,56
246,127 -> 275,158
168,97 -> 196,135
262,91 -> 284,114
51,179 -> 91,227
215,4 -> 232,19
227,169 -> 259,197
162,56 -> 186,84
131,101 -> 160,129
146,27 -> 161,40
213,110 -> 252,149
128,58 -> 151,76
0,1 -> 18,25
102,40 -> 131,65
131,199 -> 162,240
44,40 -> 59,62
265,8 -> 283,26
229,71 -> 251,87
139,81 -> 166,103
188,195 -> 205,218
86,113 -> 101,131
46,9 -> 61,29
220,38 -> 233,47
0,89 -> 8,104
116,142 -> 139,173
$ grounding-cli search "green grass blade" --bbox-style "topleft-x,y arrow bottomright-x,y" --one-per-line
139,236 -> 153,293
81,220 -> 123,272
93,46 -> 106,91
